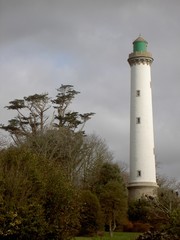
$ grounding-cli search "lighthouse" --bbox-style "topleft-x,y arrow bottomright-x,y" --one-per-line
128,36 -> 158,200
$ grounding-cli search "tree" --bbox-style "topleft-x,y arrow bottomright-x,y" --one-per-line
0,85 -> 95,145
24,131 -> 113,186
100,180 -> 128,237
91,162 -> 128,236
78,135 -> 114,189
128,178 -> 180,235
93,162 -> 125,194
0,93 -> 50,145
128,198 -> 151,223
42,157 -> 80,240
0,146 -> 80,239
79,190 -> 102,236
25,127 -> 84,182
148,188 -> 180,233
52,85 -> 95,132
0,147 -> 47,239
0,134 -> 7,150
0,133 -> 116,239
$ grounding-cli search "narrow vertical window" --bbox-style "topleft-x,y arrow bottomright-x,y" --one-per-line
137,170 -> 141,177
136,117 -> 141,124
136,90 -> 140,97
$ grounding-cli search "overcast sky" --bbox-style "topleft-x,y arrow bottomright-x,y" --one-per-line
0,0 -> 180,182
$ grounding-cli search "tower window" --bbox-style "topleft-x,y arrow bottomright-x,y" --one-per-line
136,90 -> 140,96
137,170 -> 141,177
136,117 -> 141,124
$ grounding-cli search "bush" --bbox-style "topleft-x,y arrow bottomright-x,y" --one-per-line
0,146 -> 80,240
123,220 -> 134,232
133,222 -> 151,233
78,190 -> 102,236
123,221 -> 150,233
136,230 -> 179,240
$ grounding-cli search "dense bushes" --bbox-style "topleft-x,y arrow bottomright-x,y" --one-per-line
123,221 -> 150,233
137,230 -> 179,240
78,190 -> 102,236
128,196 -> 180,238
0,142 -> 179,239
0,135 -> 128,239
0,85 -> 129,239
0,146 -> 80,239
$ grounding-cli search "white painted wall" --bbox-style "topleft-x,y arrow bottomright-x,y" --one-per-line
130,63 -> 157,183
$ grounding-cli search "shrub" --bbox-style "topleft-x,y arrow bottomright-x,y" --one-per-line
78,190 -> 102,236
123,220 -> 134,232
133,222 -> 151,233
136,230 -> 179,240
0,146 -> 80,240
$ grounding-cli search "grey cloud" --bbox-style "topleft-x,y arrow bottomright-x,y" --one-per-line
0,0 -> 180,181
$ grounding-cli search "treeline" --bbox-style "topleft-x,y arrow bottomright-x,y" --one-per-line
0,85 -> 128,239
0,85 -> 179,240
0,133 -> 128,239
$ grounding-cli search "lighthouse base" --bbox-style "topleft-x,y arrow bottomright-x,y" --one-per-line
128,182 -> 158,201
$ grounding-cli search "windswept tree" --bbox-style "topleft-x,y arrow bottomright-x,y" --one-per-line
52,84 -> 95,132
1,85 -> 95,145
0,84 -> 99,184
0,93 -> 50,145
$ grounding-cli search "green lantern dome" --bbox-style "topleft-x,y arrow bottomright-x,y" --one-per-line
128,36 -> 153,66
133,36 -> 148,52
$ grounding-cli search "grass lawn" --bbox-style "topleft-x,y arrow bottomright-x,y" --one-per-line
75,232 -> 140,240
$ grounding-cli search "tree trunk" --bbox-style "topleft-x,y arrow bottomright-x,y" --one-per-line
109,220 -> 113,237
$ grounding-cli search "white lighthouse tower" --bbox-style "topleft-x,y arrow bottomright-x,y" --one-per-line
128,36 -> 158,200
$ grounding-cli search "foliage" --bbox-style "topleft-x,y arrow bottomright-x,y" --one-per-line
25,127 -> 85,183
128,188 -> 180,236
0,147 -> 46,239
147,188 -> 180,234
0,202 -> 46,240
123,221 -> 150,233
0,132 -> 117,239
78,190 -> 102,236
25,130 -> 113,187
93,162 -> 125,194
0,85 -> 130,238
52,85 -> 94,131
41,157 -> 80,240
136,230 -> 179,240
157,175 -> 180,193
92,162 -> 128,236
128,199 -> 151,223
0,85 -> 94,145
79,135 -> 114,189
169,208 -> 180,236
1,93 -> 50,145
0,146 -> 80,239
99,180 -> 128,236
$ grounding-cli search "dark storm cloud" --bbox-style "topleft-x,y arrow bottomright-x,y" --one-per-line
0,0 -> 180,181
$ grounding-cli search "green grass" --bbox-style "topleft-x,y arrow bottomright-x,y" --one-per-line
75,232 -> 140,240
